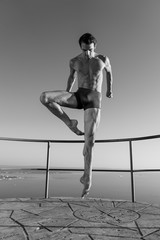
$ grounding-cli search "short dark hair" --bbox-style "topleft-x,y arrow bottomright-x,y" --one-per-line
79,33 -> 97,47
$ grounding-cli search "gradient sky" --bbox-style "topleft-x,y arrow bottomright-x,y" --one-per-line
0,0 -> 160,168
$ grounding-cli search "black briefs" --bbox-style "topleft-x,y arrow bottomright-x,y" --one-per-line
74,88 -> 102,110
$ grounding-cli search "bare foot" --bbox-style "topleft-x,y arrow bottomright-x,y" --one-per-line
68,120 -> 84,136
80,175 -> 91,199
81,183 -> 90,198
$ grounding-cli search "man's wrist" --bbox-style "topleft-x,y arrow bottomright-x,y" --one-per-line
107,89 -> 112,94
106,90 -> 113,98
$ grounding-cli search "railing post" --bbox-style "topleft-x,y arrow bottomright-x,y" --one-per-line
129,140 -> 135,202
45,141 -> 50,198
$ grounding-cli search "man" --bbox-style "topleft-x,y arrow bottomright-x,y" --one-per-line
40,33 -> 113,198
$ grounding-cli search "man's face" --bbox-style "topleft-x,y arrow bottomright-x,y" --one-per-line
80,42 -> 96,59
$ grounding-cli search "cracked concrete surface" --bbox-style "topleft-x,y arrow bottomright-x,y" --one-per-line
0,197 -> 160,239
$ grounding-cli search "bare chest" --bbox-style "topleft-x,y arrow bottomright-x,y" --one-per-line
74,58 -> 105,76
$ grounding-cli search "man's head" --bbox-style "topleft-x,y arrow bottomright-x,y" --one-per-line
79,33 -> 97,47
79,33 -> 97,59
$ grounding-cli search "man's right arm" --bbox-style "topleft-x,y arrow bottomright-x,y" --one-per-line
66,59 -> 76,92
104,57 -> 113,98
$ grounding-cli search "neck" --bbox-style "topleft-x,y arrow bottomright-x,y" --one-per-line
80,52 -> 96,59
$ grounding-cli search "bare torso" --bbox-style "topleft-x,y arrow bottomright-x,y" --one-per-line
71,53 -> 106,93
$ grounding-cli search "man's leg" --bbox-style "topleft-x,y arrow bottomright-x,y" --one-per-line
40,90 -> 84,135
80,108 -> 101,198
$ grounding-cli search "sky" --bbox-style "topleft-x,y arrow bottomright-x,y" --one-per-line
0,0 -> 160,169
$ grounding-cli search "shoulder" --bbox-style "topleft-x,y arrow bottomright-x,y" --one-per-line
97,54 -> 110,66
69,55 -> 80,67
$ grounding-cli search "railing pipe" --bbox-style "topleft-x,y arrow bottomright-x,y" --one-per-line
0,133 -> 160,143
45,141 -> 50,198
129,141 -> 135,202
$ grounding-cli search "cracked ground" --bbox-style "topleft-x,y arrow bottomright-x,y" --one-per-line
0,197 -> 160,239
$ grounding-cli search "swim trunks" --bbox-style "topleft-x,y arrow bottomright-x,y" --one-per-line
74,88 -> 102,110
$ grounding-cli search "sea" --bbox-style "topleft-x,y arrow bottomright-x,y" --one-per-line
0,168 -> 160,206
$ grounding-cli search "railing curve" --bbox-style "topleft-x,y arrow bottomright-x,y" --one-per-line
0,134 -> 160,201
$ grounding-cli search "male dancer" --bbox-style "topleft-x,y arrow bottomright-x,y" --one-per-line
40,33 -> 113,197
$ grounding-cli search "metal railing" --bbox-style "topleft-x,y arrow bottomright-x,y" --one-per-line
1,134 -> 160,202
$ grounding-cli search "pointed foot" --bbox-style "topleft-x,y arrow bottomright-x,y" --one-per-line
68,120 -> 84,136
80,176 -> 91,199
81,189 -> 89,199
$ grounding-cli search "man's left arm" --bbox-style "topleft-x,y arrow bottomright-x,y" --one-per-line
104,57 -> 113,98
66,59 -> 76,92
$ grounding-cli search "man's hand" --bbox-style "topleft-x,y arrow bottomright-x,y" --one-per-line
106,90 -> 113,98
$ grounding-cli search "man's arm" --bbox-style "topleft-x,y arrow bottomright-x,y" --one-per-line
104,57 -> 113,98
66,59 -> 76,92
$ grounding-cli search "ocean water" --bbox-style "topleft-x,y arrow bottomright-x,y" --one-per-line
0,169 -> 159,205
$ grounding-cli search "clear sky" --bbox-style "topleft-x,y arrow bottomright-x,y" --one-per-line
0,0 -> 160,169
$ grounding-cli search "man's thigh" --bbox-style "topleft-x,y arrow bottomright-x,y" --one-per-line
45,90 -> 78,108
84,108 -> 101,138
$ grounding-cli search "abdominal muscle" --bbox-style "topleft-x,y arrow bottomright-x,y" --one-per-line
77,73 -> 103,92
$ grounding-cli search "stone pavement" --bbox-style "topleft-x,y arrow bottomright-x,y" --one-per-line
0,197 -> 160,239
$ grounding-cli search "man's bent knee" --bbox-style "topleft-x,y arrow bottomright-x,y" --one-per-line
40,92 -> 48,105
